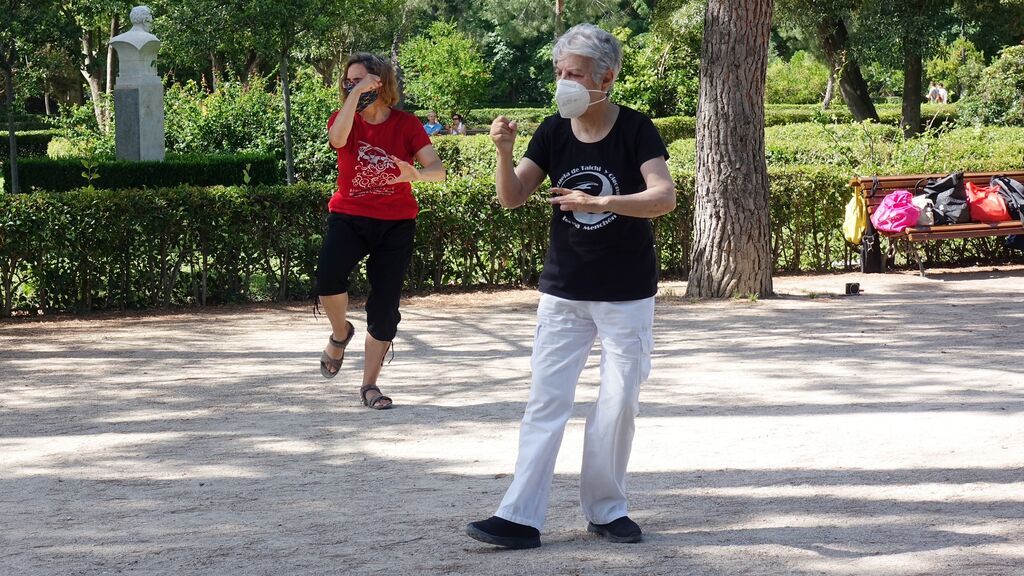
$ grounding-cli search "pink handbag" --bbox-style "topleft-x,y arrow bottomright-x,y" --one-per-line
870,189 -> 921,233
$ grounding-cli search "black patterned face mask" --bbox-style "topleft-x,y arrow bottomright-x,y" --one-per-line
343,81 -> 379,112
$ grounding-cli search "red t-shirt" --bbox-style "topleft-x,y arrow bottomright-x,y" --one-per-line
327,108 -> 432,220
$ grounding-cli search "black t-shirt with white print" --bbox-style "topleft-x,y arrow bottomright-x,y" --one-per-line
524,105 -> 668,302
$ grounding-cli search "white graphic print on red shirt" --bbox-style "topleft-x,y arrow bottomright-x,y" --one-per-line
352,140 -> 398,196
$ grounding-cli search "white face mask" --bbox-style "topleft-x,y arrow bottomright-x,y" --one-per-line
554,79 -> 607,119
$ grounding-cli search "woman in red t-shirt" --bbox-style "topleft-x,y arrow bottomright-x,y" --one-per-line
316,53 -> 445,410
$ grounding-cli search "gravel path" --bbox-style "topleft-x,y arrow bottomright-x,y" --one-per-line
2,266 -> 1022,575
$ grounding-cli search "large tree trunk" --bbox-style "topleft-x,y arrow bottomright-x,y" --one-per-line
688,0 -> 774,298
104,15 -> 119,129
312,57 -> 338,88
209,53 -> 221,91
3,64 -> 20,194
105,15 -> 119,94
281,53 -> 295,185
555,0 -> 565,38
822,67 -> 835,110
816,18 -> 878,122
80,29 -> 106,130
242,51 -> 262,88
901,44 -> 923,138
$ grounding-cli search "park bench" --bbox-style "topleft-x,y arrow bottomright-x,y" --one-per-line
850,170 -> 1024,274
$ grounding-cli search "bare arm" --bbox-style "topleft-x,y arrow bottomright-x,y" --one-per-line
549,156 -> 676,218
491,116 -> 546,209
328,74 -> 380,149
390,144 -> 446,184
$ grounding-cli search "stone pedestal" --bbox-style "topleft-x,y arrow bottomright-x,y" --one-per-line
110,6 -> 164,162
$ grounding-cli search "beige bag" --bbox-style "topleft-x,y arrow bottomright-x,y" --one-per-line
912,194 -> 935,226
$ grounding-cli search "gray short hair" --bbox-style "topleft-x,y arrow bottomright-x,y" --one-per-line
552,24 -> 622,85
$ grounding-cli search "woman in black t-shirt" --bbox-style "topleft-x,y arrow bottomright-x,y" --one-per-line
466,23 -> 676,550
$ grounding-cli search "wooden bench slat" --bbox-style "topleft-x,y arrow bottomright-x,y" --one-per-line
904,225 -> 1024,241
851,170 -> 1024,191
904,220 -> 1024,232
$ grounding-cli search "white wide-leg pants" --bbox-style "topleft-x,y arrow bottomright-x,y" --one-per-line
495,293 -> 654,530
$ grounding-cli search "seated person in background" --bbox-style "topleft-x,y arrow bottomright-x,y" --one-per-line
449,113 -> 467,136
423,111 -> 444,136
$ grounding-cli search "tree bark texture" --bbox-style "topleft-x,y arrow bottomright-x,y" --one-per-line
816,18 -> 878,122
901,45 -> 922,138
822,68 -> 835,110
555,0 -> 565,38
80,30 -> 105,131
4,64 -> 20,194
106,15 -> 119,95
281,53 -> 295,185
689,0 -> 774,298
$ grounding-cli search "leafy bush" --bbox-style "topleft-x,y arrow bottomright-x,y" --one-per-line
398,21 -> 490,118
666,121 -> 1024,175
286,69 -> 342,185
926,37 -> 985,103
0,184 -> 325,316
462,107 -> 552,126
5,153 -> 280,193
164,77 -> 282,156
50,97 -> 115,157
652,116 -> 696,142
431,134 -> 529,179
766,51 -> 830,105
0,130 -> 57,157
958,45 -> 1024,126
614,28 -> 699,117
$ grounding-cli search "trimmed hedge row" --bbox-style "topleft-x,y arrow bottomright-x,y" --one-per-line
763,103 -> 957,128
667,123 -> 1024,175
4,152 -> 281,193
464,107 -> 552,125
0,185 -> 324,316
0,130 -> 58,158
0,181 -> 548,315
0,167 -> 861,316
652,116 -> 697,142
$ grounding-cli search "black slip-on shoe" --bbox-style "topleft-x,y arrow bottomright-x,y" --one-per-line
587,516 -> 643,543
466,516 -> 541,549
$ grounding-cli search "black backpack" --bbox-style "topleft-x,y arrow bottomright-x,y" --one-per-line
915,172 -> 969,224
990,175 -> 1024,224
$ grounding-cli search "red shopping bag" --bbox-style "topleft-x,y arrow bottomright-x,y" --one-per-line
966,182 -> 1011,223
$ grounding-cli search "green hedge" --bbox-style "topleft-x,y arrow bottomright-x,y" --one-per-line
0,185 -> 325,316
0,181 -> 551,315
0,130 -> 58,158
431,134 -> 531,179
652,116 -> 696,142
666,123 -> 1024,175
463,107 -> 552,126
762,103 -> 957,128
4,152 -> 281,193
0,167 -> 859,316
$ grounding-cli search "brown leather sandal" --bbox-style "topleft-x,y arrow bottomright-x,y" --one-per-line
360,384 -> 393,410
320,321 -> 355,379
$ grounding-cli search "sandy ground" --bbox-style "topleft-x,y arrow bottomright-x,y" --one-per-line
1,266 -> 1023,576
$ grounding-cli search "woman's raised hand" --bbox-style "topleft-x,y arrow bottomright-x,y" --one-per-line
490,116 -> 518,154
353,74 -> 382,94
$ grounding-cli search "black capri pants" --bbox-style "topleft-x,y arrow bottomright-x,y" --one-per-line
315,213 -> 416,342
